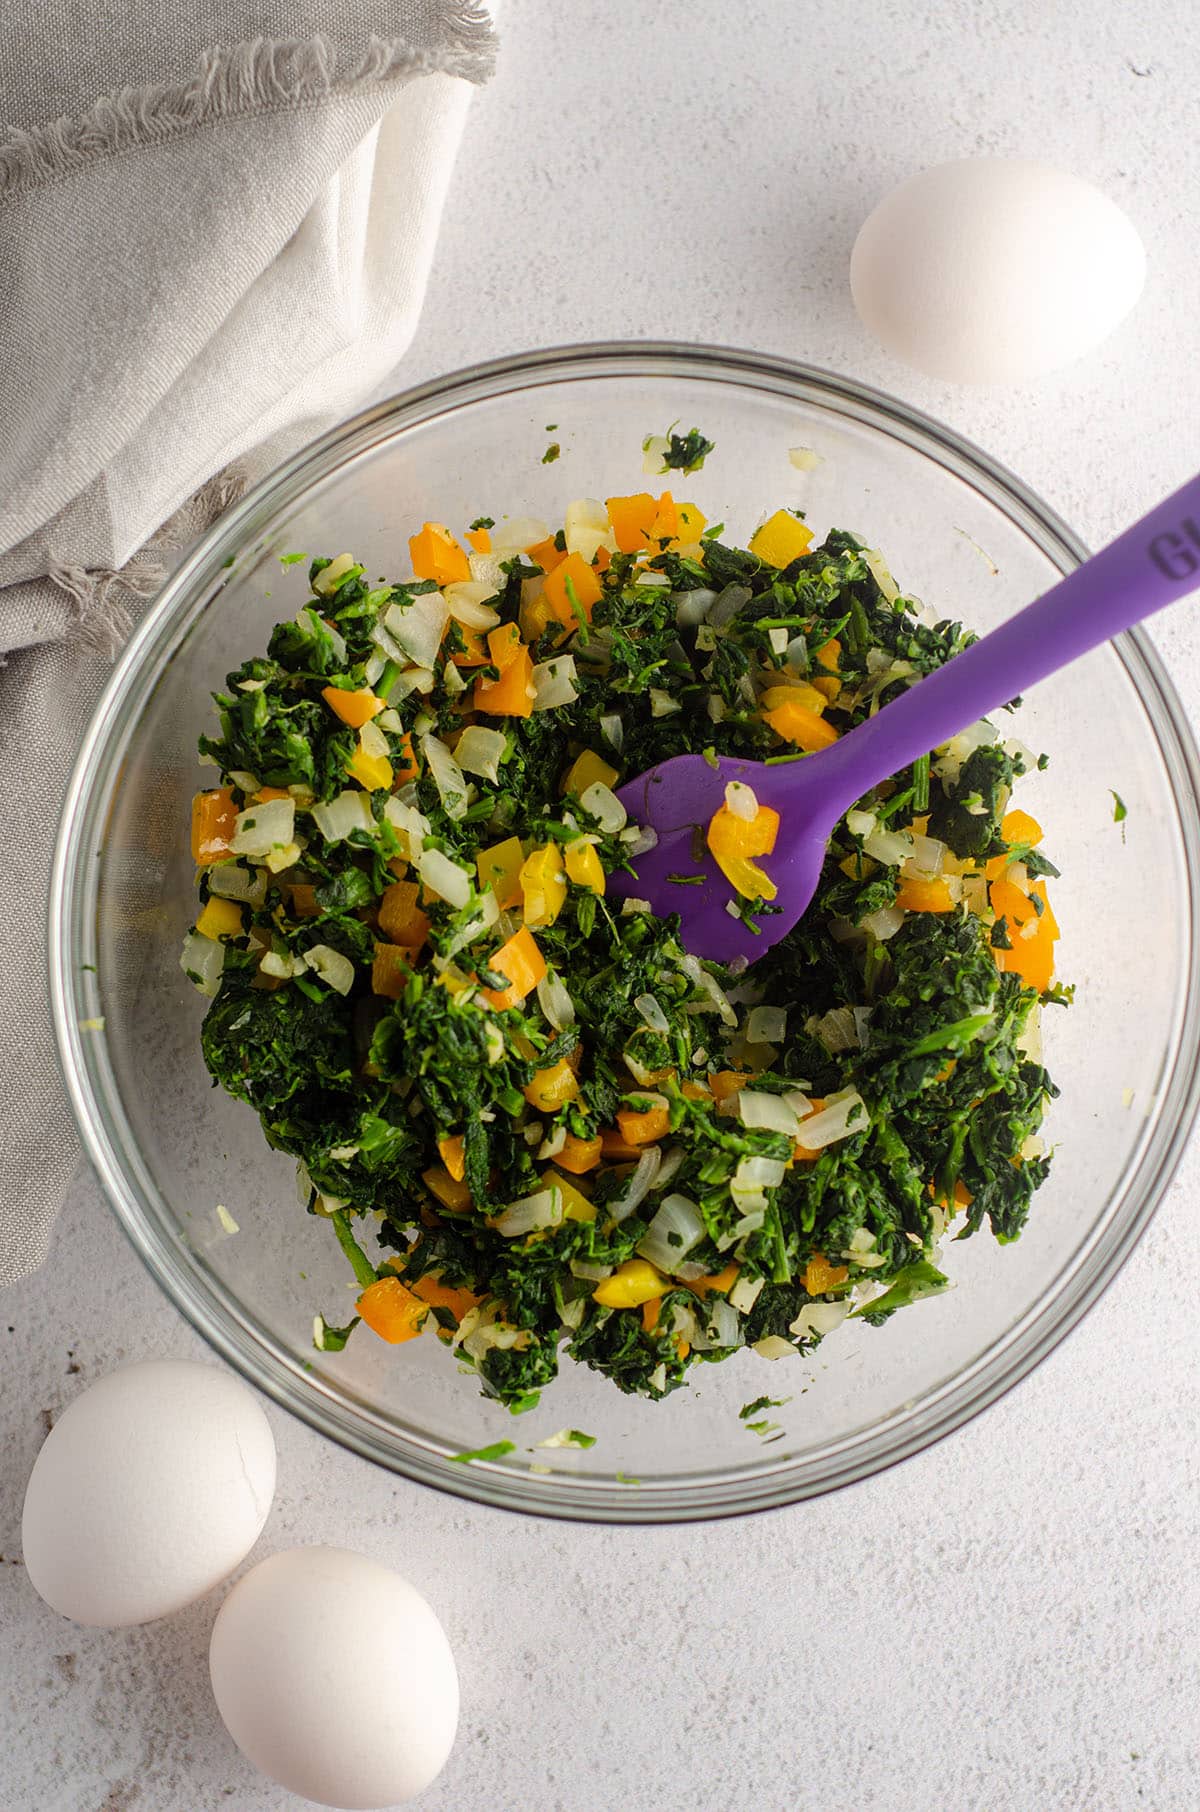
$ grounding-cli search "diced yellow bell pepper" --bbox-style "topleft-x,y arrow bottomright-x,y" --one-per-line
520,843 -> 567,929
347,744 -> 393,792
1000,808 -> 1044,848
476,836 -> 525,909
764,698 -> 838,752
195,895 -> 244,941
437,1134 -> 466,1182
804,1253 -> 850,1295
548,1171 -> 595,1222
523,1059 -> 580,1113
749,508 -> 814,568
593,1258 -> 668,1309
562,750 -> 619,796
707,802 -> 781,902
564,841 -> 605,894
673,502 -> 706,545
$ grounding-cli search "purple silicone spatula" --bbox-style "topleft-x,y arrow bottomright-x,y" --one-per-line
610,470 -> 1200,964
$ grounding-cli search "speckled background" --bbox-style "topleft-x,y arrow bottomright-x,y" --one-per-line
4,3 -> 1200,1808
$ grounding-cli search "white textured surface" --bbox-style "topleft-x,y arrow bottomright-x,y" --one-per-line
4,3 -> 1200,1808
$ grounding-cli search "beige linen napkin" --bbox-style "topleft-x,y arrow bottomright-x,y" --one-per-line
0,5 -> 496,1283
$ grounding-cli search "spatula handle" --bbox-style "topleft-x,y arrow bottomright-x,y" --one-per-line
805,470 -> 1200,816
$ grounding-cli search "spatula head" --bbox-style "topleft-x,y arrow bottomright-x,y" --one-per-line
610,753 -> 830,965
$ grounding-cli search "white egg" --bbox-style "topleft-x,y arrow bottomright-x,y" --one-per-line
850,158 -> 1146,383
21,1359 -> 275,1627
209,1547 -> 459,1809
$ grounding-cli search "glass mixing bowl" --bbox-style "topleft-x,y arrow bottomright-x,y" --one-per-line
50,344 -> 1200,1521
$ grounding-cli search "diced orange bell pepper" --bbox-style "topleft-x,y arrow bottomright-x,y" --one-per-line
542,551 -> 603,628
616,1102 -> 671,1147
371,942 -> 411,999
815,637 -> 841,673
347,744 -> 393,792
437,1134 -> 466,1181
393,731 -> 419,785
254,785 -> 293,803
707,802 -> 781,902
811,674 -> 840,702
450,623 -> 491,667
321,686 -> 384,729
357,1275 -> 430,1344
764,698 -> 839,752
422,1165 -> 473,1213
605,492 -> 658,553
409,521 -> 471,585
708,1069 -> 756,1102
556,1132 -> 603,1174
191,788 -> 238,865
289,882 -> 321,919
805,1253 -> 849,1296
408,1271 -> 481,1323
933,1178 -> 975,1210
1032,879 -> 1059,938
474,645 -> 534,716
465,526 -> 492,554
378,879 -> 430,949
649,492 -> 678,542
896,876 -> 955,913
600,1128 -> 646,1160
523,1059 -> 580,1112
527,534 -> 567,574
997,916 -> 1056,992
642,1297 -> 662,1334
480,926 -> 547,1010
689,1262 -> 740,1299
1001,808 -> 1043,848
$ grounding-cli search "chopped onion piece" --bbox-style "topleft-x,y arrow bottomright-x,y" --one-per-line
387,665 -> 436,701
312,789 -> 376,844
532,655 -> 578,711
580,781 -> 626,832
455,725 -> 507,783
746,1004 -> 786,1045
442,581 -> 502,630
862,905 -> 905,941
303,944 -> 355,995
729,1273 -> 766,1314
442,889 -> 500,959
384,591 -> 448,669
794,1089 -> 867,1151
569,1257 -> 614,1282
678,953 -> 737,1028
790,1300 -> 851,1342
753,1335 -> 796,1360
788,446 -> 823,471
642,435 -> 671,474
806,1005 -> 860,1053
691,1298 -> 742,1350
724,780 -> 758,821
626,825 -> 658,858
634,993 -> 669,1034
311,552 -> 357,597
564,497 -> 614,563
536,969 -> 575,1031
607,1147 -> 662,1222
420,733 -> 469,822
845,808 -> 876,839
259,949 -> 300,978
417,847 -> 471,909
537,1126 -> 568,1161
599,712 -> 624,752
467,551 -> 510,593
863,825 -> 915,867
490,515 -> 548,551
357,717 -> 390,761
230,796 -> 295,859
208,862 -> 268,907
620,897 -> 651,916
707,583 -> 753,628
649,687 -> 682,718
492,1187 -> 563,1237
863,548 -> 899,602
738,1090 -> 802,1139
675,588 -> 717,626
903,834 -> 946,879
228,769 -> 260,795
180,930 -> 225,997
636,1193 -> 705,1274
852,1006 -> 872,1048
653,1145 -> 685,1191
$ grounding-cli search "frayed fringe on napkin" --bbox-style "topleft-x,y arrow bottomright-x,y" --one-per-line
0,14 -> 496,197
46,467 -> 249,655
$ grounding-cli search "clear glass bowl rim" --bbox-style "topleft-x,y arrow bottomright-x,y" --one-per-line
48,341 -> 1200,1524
